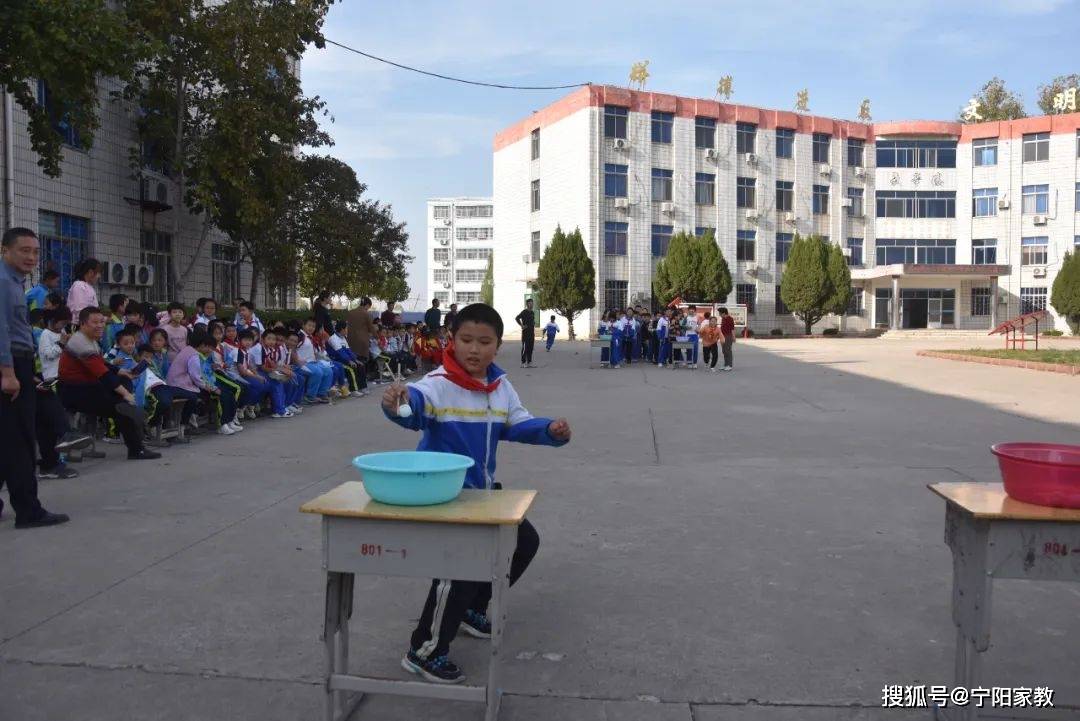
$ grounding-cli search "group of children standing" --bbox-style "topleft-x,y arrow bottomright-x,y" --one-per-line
597,305 -> 736,371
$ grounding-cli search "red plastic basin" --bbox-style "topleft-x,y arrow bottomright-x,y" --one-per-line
991,443 -> 1080,509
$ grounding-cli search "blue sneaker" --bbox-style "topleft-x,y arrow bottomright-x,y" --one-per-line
401,650 -> 464,684
460,609 -> 492,639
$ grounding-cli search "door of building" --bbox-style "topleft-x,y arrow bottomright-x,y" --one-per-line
927,297 -> 943,329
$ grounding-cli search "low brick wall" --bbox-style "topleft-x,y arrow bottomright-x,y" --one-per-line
917,350 -> 1080,376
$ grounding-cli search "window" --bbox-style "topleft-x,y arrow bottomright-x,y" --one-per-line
652,168 -> 673,202
695,226 -> 715,238
651,111 -> 674,144
695,173 -> 715,206
139,229 -> 173,304
813,184 -> 829,215
211,243 -> 239,303
1021,184 -> 1049,214
775,181 -> 794,212
775,233 -> 794,263
433,205 -> 450,219
972,238 -> 997,264
736,230 -> 756,261
604,221 -> 628,255
36,80 -> 81,148
875,140 -> 957,168
604,105 -> 628,139
434,291 -> 450,304
531,180 -> 540,212
38,210 -> 90,294
530,128 -> 540,160
1022,132 -> 1049,163
846,187 -> 864,217
604,280 -> 628,313
455,205 -> 493,218
530,231 -> 541,261
456,227 -> 493,241
847,288 -> 863,316
1021,236 -> 1048,265
433,248 -> 450,262
651,224 -> 673,256
875,191 -> 956,218
604,164 -> 628,197
973,138 -> 997,167
875,239 -> 956,265
736,122 -> 756,154
433,227 -> 449,240
433,269 -> 450,283
846,237 -> 863,266
695,117 -> 716,149
775,285 -> 789,315
737,177 -> 756,208
456,269 -> 486,283
812,133 -> 831,164
1020,287 -> 1047,314
1075,182 -> 1079,211
972,188 -> 998,217
971,287 -> 991,317
775,128 -> 794,159
736,283 -> 756,313
456,247 -> 492,260
847,138 -> 864,168
456,292 -> 481,304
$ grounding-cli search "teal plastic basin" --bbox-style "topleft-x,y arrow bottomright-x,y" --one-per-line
351,451 -> 475,506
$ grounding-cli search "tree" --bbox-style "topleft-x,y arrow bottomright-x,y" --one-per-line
652,231 -> 731,305
534,226 -> 595,340
0,0 -> 139,177
825,243 -> 853,317
480,255 -> 494,305
1037,74 -> 1080,114
378,274 -> 410,307
959,77 -> 1027,122
1052,250 -> 1080,334
780,234 -> 832,335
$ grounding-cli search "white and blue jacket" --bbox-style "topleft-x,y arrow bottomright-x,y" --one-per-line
384,362 -> 566,489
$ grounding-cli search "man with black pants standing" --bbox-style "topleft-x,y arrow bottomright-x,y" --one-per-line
0,227 -> 69,528
515,299 -> 536,368
423,298 -> 441,333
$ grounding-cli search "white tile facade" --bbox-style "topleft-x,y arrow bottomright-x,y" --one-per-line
426,197 -> 494,309
493,86 -> 1080,336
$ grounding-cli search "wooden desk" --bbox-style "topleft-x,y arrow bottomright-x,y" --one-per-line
301,482 -> 536,721
670,339 -> 698,369
928,483 -> 1080,720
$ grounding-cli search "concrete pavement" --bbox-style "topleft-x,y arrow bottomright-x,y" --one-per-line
2,339 -> 1078,720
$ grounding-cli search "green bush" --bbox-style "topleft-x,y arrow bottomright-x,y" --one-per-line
1042,329 -> 1064,336
822,327 -> 840,336
770,328 -> 784,336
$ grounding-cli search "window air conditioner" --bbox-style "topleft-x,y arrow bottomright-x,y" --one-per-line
442,218 -> 453,226
997,198 -> 1010,210
134,264 -> 154,287
784,212 -> 797,225
705,148 -> 719,161
745,263 -> 759,276
1032,267 -> 1047,277
841,247 -> 852,257
744,152 -> 757,165
745,210 -> 759,223
841,197 -> 853,208
611,137 -> 629,151
660,201 -> 675,215
438,238 -> 449,246
614,197 -> 631,211
819,164 -> 832,176
443,282 -> 452,289
1032,214 -> 1048,225
442,260 -> 451,267
105,260 -> 127,285
854,166 -> 865,178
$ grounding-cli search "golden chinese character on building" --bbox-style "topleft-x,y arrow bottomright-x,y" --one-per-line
858,98 -> 872,123
629,61 -> 650,90
1052,87 -> 1077,113
716,75 -> 733,100
795,88 -> 809,113
962,97 -> 983,122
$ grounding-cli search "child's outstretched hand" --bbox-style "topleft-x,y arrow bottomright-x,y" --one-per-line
382,382 -> 410,414
548,418 -> 571,442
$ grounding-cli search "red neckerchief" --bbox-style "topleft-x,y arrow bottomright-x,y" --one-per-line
436,342 -> 502,393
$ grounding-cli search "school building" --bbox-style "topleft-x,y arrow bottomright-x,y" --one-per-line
1,81 -> 296,309
427,197 -> 494,308
492,84 -> 1080,337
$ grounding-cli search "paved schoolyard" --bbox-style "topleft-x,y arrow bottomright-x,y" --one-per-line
2,338 -> 1078,720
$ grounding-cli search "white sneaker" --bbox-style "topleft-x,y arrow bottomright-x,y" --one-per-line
218,424 -> 235,435
228,421 -> 244,432
289,404 -> 303,414
188,416 -> 199,430
710,367 -> 717,373
272,410 -> 294,419
722,366 -> 732,372
246,406 -> 258,420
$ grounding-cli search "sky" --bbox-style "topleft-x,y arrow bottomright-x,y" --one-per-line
300,0 -> 1080,304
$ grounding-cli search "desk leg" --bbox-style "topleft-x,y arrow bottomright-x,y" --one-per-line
485,525 -> 516,721
324,572 -> 363,721
324,572 -> 341,721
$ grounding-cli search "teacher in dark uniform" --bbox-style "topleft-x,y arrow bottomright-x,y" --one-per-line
515,298 -> 536,368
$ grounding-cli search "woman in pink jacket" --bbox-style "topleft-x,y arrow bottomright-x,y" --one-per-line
66,258 -> 101,318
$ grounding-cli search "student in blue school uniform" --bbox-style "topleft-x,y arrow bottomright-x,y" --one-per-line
608,311 -> 624,368
542,315 -> 559,351
25,269 -> 59,311
597,313 -> 612,367
656,309 -> 673,368
619,309 -> 635,366
382,303 -> 572,684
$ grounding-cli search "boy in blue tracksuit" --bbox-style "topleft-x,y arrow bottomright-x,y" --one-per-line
383,303 -> 572,684
608,311 -> 624,368
656,309 -> 673,367
543,315 -> 559,351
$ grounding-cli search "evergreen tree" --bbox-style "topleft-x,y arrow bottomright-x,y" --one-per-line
481,255 -> 494,306
780,234 -> 832,335
825,243 -> 853,316
534,226 -> 595,340
698,231 -> 733,303
1051,250 -> 1080,334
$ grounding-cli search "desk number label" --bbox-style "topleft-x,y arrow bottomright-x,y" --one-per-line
360,544 -> 407,559
1042,542 -> 1073,557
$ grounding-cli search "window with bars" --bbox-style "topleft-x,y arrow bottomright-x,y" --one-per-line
1020,287 -> 1046,313
433,248 -> 450,262
456,205 -> 493,218
39,210 -> 91,294
652,168 -> 673,202
776,180 -> 793,212
695,117 -> 716,149
456,269 -> 486,283
775,128 -> 794,159
433,227 -> 449,240
695,173 -> 715,206
736,230 -> 756,261
651,224 -> 673,257
736,283 -> 756,313
434,291 -> 450,303
456,292 -> 481,304
211,243 -> 240,304
736,177 -> 755,208
604,222 -> 628,255
970,287 -> 991,316
604,280 -> 628,313
812,133 -> 831,163
433,269 -> 450,283
651,111 -> 674,144
433,205 -> 450,219
456,248 -> 492,260
456,227 -> 493,241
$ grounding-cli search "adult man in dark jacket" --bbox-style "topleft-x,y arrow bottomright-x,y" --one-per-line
346,297 -> 377,364
423,298 -> 441,331
515,299 -> 536,368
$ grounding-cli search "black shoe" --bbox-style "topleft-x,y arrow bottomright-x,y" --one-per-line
83,449 -> 107,459
460,609 -> 492,639
39,464 -> 78,479
114,402 -> 146,425
15,511 -> 70,529
127,449 -> 162,460
55,431 -> 93,452
401,650 -> 464,684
